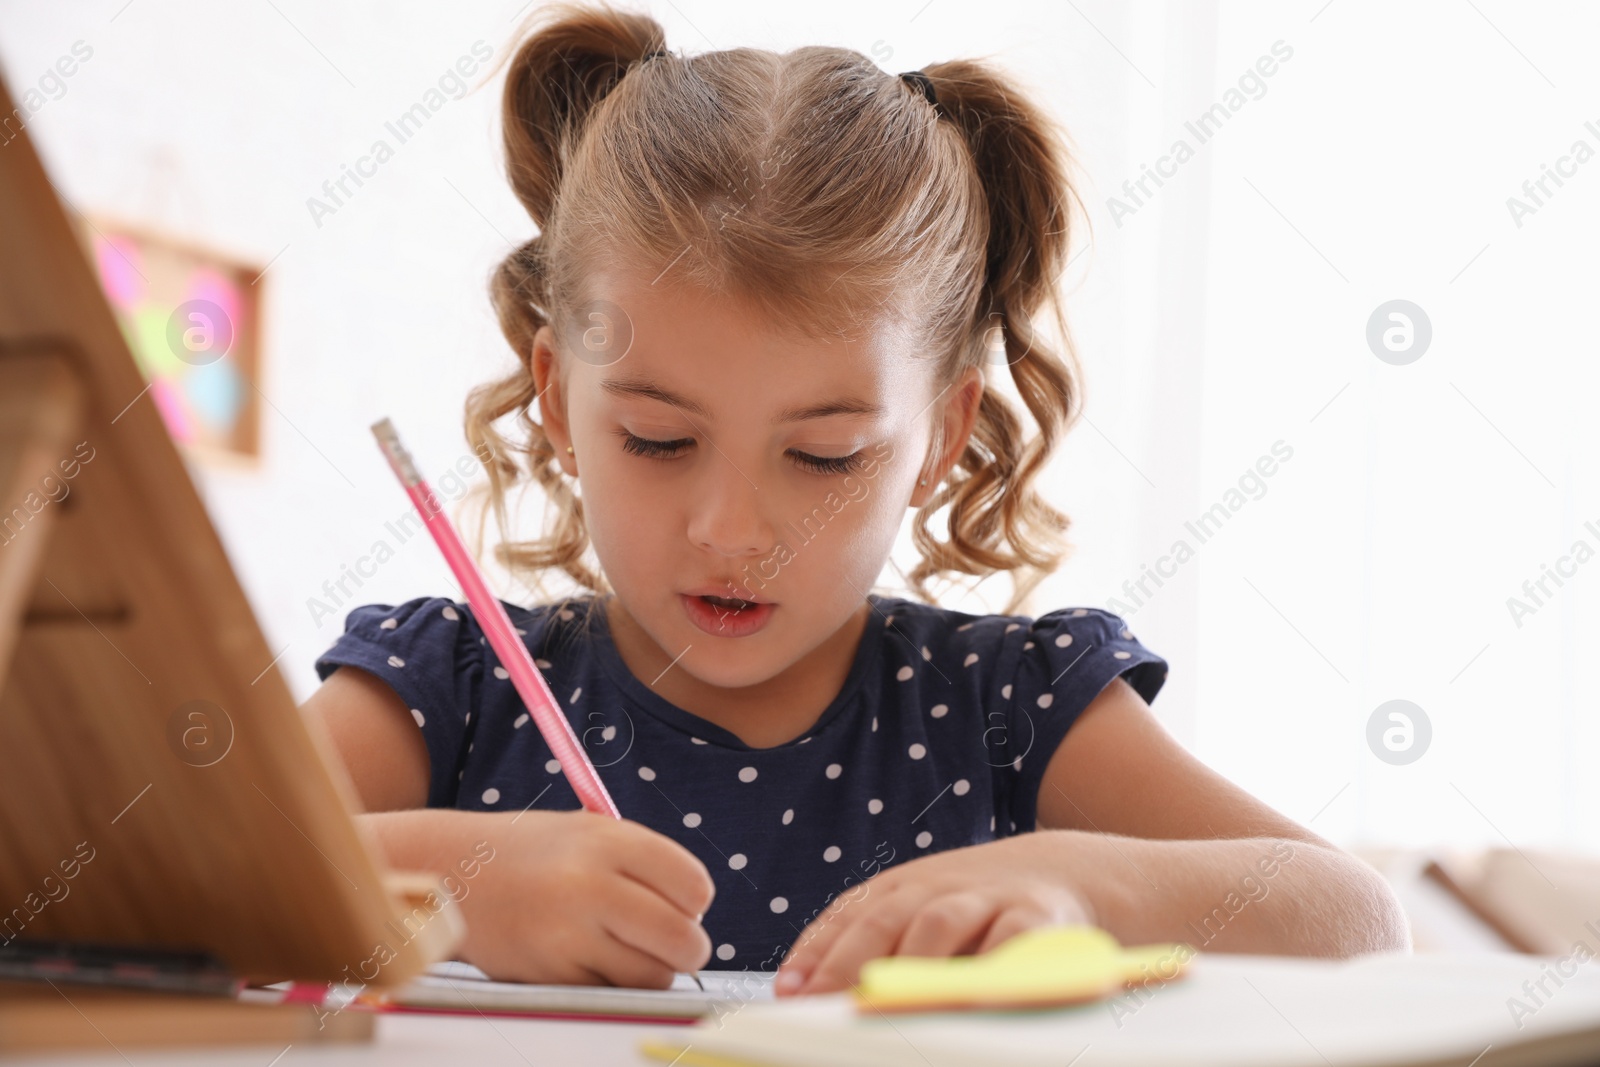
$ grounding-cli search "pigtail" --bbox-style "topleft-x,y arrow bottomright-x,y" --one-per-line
906,59 -> 1085,614
498,3 -> 666,225
464,6 -> 1086,617
464,3 -> 666,602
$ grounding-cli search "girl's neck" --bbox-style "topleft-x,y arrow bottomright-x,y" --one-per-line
601,594 -> 872,750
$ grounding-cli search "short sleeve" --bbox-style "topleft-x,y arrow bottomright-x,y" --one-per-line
998,608 -> 1168,833
312,596 -> 486,808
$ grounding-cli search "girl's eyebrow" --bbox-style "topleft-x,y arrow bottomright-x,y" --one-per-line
600,374 -> 883,422
778,397 -> 883,422
600,376 -> 709,417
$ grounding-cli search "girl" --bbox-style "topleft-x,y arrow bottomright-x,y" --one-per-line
304,2 -> 1409,995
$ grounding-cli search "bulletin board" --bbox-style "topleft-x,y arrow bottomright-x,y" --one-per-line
78,219 -> 264,462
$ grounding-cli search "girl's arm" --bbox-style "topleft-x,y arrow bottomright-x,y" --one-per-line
1033,676 -> 1410,955
302,665 -> 431,812
777,677 -> 1409,995
300,665 -> 717,986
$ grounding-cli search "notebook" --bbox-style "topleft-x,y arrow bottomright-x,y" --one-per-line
640,950 -> 1600,1066
359,960 -> 775,1023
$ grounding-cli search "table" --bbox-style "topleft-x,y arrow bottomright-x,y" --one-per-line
3,1013 -> 677,1067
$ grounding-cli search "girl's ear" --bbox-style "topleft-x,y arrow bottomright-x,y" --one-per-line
910,365 -> 983,509
531,325 -> 577,476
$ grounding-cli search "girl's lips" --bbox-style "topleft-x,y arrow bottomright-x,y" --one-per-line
679,593 -> 776,638
679,584 -> 773,603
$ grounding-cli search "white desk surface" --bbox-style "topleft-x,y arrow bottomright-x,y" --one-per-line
5,1014 -> 678,1067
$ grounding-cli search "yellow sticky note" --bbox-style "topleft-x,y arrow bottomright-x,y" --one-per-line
853,924 -> 1192,1014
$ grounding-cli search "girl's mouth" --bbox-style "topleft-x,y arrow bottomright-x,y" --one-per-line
680,593 -> 776,637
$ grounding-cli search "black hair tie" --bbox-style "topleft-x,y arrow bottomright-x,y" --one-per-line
898,70 -> 938,109
642,47 -> 669,63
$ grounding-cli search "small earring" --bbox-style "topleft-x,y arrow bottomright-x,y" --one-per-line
919,478 -> 927,486
566,446 -> 574,455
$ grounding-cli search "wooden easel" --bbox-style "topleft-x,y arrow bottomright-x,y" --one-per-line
0,71 -> 459,1052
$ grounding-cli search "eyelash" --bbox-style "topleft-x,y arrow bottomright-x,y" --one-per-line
616,432 -> 865,475
617,432 -> 693,460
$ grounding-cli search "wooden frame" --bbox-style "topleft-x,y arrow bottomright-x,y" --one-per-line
73,214 -> 267,467
0,69 -> 459,1008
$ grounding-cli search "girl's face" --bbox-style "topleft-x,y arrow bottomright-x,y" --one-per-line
534,268 -> 980,691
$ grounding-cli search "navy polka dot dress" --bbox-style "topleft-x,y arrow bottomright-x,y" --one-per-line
314,593 -> 1167,973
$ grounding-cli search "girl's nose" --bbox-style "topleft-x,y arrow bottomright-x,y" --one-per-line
686,460 -> 773,558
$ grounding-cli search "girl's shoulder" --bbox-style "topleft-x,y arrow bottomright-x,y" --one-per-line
312,593 -> 602,685
869,595 -> 1168,707
866,595 -> 1169,836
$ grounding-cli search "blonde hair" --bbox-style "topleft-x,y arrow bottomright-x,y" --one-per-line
464,2 -> 1084,615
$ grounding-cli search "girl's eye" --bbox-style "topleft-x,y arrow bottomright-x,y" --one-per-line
618,431 -> 693,459
788,449 -> 866,476
617,431 -> 864,476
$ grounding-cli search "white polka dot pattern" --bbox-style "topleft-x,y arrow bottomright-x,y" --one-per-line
309,592 -> 1167,975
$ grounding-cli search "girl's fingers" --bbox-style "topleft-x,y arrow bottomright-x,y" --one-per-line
612,821 -> 717,919
893,891 -> 998,959
776,883 -> 876,992
975,897 -> 1061,954
581,928 -> 683,989
792,892 -> 924,995
779,880 -> 1097,996
603,874 -> 714,974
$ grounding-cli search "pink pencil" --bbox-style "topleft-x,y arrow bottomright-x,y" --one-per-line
371,418 -> 621,819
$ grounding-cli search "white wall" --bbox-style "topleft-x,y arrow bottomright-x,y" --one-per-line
1193,0 -> 1600,854
3,0 -> 1593,855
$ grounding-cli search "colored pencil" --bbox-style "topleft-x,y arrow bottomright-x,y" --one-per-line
371,418 -> 621,819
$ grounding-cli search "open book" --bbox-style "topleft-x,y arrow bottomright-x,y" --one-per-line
360,960 -> 774,1022
640,951 -> 1600,1066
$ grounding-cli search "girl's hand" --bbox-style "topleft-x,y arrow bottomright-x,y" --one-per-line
464,809 -> 716,987
368,808 -> 716,988
773,834 -> 1096,996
